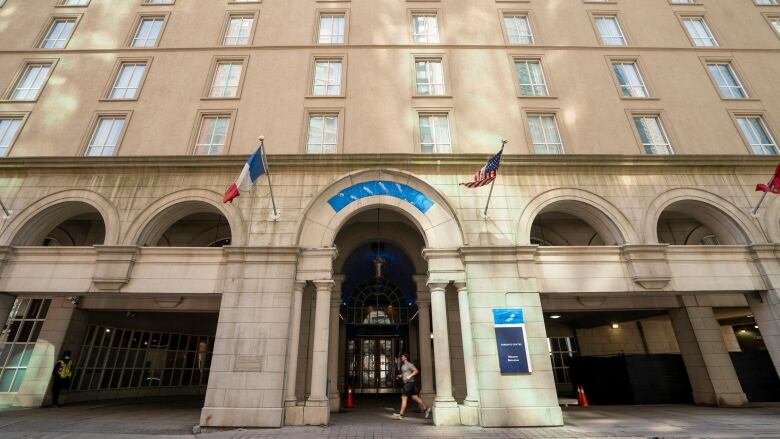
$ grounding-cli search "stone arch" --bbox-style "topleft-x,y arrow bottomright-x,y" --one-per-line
124,189 -> 246,246
643,188 -> 765,245
295,169 -> 465,249
516,188 -> 639,245
0,190 -> 120,246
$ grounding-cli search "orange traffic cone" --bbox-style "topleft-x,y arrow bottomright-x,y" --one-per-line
577,385 -> 589,408
345,386 -> 355,409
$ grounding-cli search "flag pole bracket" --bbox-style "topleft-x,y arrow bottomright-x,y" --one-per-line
268,209 -> 282,222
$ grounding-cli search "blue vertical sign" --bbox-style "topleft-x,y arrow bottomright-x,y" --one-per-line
493,308 -> 532,374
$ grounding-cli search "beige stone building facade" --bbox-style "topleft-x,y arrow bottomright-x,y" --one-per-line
0,0 -> 780,429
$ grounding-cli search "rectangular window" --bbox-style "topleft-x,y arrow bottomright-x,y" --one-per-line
312,59 -> 342,96
594,16 -> 626,45
682,17 -> 717,46
60,0 -> 89,5
110,62 -> 146,99
39,18 -> 77,49
634,116 -> 673,155
670,0 -> 695,3
210,61 -> 243,98
548,337 -> 578,386
771,18 -> 780,36
415,58 -> 445,96
306,115 -> 338,154
144,0 -> 174,4
528,115 -> 564,154
504,14 -> 533,44
515,60 -> 548,97
707,63 -> 747,98
131,17 -> 164,47
194,115 -> 230,155
0,299 -> 51,393
86,116 -> 126,156
755,0 -> 779,5
412,14 -> 439,43
0,117 -> 23,157
419,114 -> 451,153
319,14 -> 345,44
223,15 -> 253,45
737,116 -> 778,155
612,61 -> 648,97
10,63 -> 52,101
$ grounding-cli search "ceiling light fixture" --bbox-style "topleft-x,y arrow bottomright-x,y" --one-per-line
550,315 -> 561,319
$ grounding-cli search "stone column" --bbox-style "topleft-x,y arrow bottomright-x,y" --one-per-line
327,276 -> 343,413
416,293 -> 435,404
283,281 -> 305,424
455,283 -> 480,425
747,245 -> 780,378
669,302 -> 748,407
303,280 -> 333,425
428,282 -> 459,426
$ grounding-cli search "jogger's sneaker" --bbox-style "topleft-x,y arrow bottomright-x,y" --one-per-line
393,413 -> 404,419
424,407 -> 431,419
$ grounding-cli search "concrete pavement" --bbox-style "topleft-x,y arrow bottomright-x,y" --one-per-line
0,396 -> 779,438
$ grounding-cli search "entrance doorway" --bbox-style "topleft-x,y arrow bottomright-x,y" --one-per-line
346,337 -> 406,393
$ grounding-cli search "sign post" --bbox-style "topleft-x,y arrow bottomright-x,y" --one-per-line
492,308 -> 532,374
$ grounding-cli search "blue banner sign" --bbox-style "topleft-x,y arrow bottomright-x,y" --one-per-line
327,180 -> 435,214
492,308 -> 532,374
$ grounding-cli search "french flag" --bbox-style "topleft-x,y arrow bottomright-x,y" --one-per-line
223,146 -> 266,203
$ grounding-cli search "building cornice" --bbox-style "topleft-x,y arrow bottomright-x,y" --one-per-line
0,154 -> 777,173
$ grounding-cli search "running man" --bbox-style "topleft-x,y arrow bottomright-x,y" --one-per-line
393,353 -> 431,420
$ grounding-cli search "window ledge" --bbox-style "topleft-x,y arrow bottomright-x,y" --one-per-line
0,99 -> 36,104
517,95 -> 558,99
412,95 -> 453,98
619,96 -> 660,101
201,96 -> 241,101
305,95 -> 346,99
98,98 -> 140,102
721,97 -> 761,102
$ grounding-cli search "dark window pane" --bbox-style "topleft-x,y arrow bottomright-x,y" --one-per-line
37,299 -> 50,319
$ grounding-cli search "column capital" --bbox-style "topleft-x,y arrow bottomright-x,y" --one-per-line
312,280 -> 334,291
293,281 -> 306,292
427,282 -> 449,292
453,282 -> 467,292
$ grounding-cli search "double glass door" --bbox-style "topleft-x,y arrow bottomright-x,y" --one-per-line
346,337 -> 406,393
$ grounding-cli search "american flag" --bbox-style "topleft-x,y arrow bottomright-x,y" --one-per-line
461,148 -> 504,188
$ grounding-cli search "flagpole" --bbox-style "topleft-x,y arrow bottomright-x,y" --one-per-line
753,192 -> 768,216
0,198 -> 11,219
482,139 -> 508,218
259,136 -> 280,221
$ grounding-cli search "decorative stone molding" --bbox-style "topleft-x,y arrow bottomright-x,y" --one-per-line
0,246 -> 13,278
422,248 -> 464,284
621,244 -> 671,290
297,248 -> 337,282
91,246 -> 140,292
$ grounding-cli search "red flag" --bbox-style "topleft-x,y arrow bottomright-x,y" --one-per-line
756,163 -> 780,194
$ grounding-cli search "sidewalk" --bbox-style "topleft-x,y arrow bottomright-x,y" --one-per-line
0,396 -> 778,439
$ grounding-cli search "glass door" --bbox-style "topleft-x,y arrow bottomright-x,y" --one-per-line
346,337 -> 406,393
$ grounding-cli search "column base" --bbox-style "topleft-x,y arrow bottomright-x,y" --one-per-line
479,406 -> 563,427
432,399 -> 460,426
458,404 -> 480,426
303,399 -> 330,425
693,391 -> 749,407
329,393 -> 341,413
200,407 -> 283,428
283,405 -> 304,426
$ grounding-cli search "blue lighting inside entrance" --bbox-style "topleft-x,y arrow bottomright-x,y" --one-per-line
327,180 -> 435,214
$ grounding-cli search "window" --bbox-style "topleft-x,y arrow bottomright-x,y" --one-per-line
0,117 -> 23,156
528,115 -> 564,154
548,337 -> 578,386
318,14 -> 345,44
682,17 -> 717,46
69,325 -> 213,392
412,14 -> 439,43
39,18 -> 77,49
755,0 -> 779,5
109,62 -> 147,99
515,60 -> 548,97
594,15 -> 626,45
209,61 -> 243,98
504,14 -> 533,44
86,116 -> 126,156
59,0 -> 90,6
771,17 -> 780,36
9,63 -> 52,101
312,59 -> 342,96
223,15 -> 253,45
0,299 -> 51,393
633,116 -> 673,155
306,114 -> 338,154
670,0 -> 696,3
612,61 -> 648,97
419,114 -> 451,153
415,58 -> 445,96
736,116 -> 778,155
706,63 -> 747,98
194,115 -> 231,155
144,0 -> 174,4
131,17 -> 164,47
